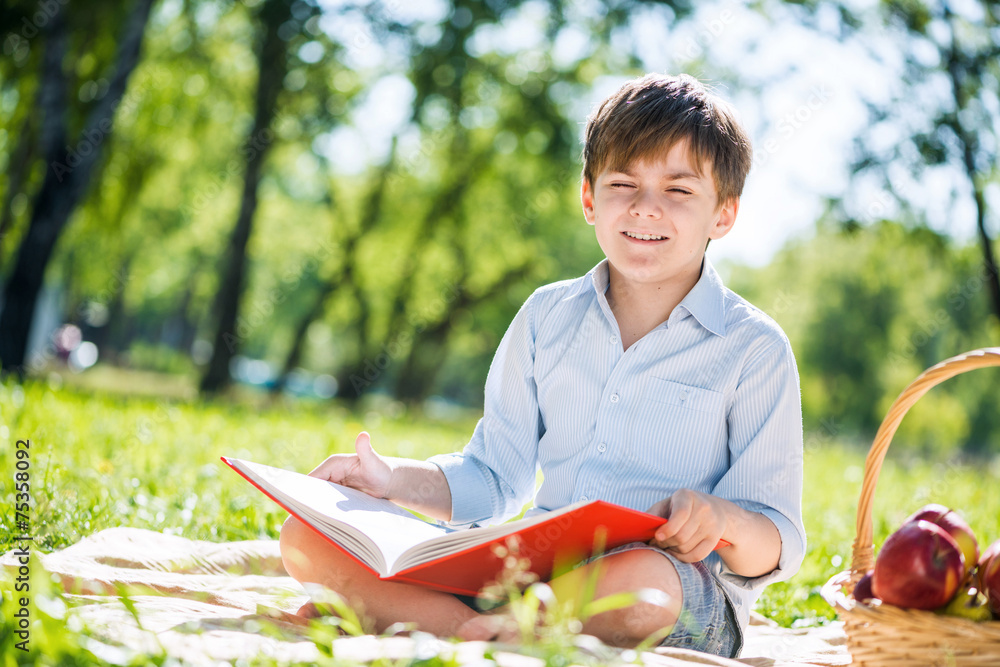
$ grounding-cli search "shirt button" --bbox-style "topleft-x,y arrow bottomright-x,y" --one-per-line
581,495 -> 589,502
610,393 -> 619,403
609,335 -> 617,344
679,390 -> 689,401
597,442 -> 607,453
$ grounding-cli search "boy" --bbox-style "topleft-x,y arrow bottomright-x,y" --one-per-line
279,73 -> 805,659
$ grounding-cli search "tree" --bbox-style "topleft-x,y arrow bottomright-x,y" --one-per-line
730,218 -> 1000,452
0,0 -> 157,376
832,0 -> 1000,330
198,0 -> 306,394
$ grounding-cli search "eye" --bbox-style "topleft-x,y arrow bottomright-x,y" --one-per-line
609,182 -> 635,189
668,188 -> 692,194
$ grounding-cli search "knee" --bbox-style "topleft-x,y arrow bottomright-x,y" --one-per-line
610,599 -> 677,647
279,515 -> 315,578
592,550 -> 683,646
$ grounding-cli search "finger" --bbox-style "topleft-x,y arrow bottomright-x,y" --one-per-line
654,522 -> 681,544
670,537 -> 716,563
665,518 -> 702,548
307,455 -> 340,480
648,533 -> 680,550
355,431 -> 376,461
655,499 -> 690,543
645,498 -> 670,518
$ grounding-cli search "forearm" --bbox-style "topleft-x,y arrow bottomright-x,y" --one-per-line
383,457 -> 453,522
718,502 -> 781,578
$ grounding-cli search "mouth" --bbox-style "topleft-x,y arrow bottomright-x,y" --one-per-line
622,230 -> 668,242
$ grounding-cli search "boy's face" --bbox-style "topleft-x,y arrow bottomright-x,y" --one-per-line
581,139 -> 737,294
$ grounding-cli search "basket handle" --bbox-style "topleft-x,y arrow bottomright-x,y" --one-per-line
850,347 -> 1000,581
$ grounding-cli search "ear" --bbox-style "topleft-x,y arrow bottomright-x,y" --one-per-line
709,196 -> 739,240
581,179 -> 596,226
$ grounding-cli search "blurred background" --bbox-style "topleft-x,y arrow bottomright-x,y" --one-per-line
1,0 -> 999,453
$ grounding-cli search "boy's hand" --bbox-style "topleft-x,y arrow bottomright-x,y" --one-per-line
646,489 -> 727,563
307,431 -> 454,521
308,431 -> 393,499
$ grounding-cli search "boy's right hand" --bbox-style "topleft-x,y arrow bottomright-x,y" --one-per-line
307,431 -> 393,499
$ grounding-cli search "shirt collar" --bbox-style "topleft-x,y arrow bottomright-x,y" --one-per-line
677,256 -> 727,337
587,257 -> 728,338
589,259 -> 611,296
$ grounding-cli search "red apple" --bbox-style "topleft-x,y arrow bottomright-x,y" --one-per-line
852,570 -> 877,604
979,539 -> 1000,618
903,504 -> 978,578
872,519 -> 965,610
977,539 -> 1000,593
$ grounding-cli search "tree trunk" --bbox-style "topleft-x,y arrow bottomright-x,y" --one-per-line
333,260 -> 374,402
198,0 -> 292,395
382,143 -> 487,340
274,141 -> 400,398
269,278 -> 337,396
0,0 -> 155,377
336,146 -> 494,401
96,252 -> 135,361
0,111 -> 37,262
971,186 -> 1000,325
942,6 -> 1000,327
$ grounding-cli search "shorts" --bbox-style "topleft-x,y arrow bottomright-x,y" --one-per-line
457,541 -> 743,658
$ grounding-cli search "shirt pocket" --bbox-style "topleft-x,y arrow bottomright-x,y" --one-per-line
641,377 -> 725,414
631,377 -> 728,487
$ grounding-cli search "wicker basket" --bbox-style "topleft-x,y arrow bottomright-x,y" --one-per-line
821,347 -> 1000,666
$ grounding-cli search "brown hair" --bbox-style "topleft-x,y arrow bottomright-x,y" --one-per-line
582,73 -> 752,205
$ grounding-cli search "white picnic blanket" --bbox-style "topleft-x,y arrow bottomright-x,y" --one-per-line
1,528 -> 848,666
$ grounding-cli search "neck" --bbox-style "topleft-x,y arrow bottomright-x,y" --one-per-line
606,263 -> 702,348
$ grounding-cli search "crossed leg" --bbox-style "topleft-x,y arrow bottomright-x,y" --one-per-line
280,517 -> 683,647
279,515 -> 478,636
459,546 -> 684,647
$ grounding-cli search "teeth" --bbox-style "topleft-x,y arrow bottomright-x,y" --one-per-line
624,231 -> 666,241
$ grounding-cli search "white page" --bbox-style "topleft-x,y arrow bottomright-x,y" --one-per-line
231,459 -> 451,573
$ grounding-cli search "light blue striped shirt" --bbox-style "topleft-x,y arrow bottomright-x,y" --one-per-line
429,258 -> 806,628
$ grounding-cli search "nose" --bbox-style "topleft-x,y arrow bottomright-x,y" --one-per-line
629,189 -> 661,219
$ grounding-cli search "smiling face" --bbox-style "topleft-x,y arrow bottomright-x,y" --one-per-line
581,139 -> 738,295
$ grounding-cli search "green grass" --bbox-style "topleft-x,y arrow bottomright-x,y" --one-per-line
2,374 -> 1000,662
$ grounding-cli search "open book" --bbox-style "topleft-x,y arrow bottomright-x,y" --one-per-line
223,457 -> 725,597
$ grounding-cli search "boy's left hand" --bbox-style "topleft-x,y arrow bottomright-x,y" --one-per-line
646,489 -> 728,563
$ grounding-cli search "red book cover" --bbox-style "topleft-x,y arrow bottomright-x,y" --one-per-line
223,456 -> 727,597
387,500 -> 667,595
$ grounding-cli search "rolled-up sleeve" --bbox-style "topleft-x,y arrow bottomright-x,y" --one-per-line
712,334 -> 806,589
428,292 -> 545,528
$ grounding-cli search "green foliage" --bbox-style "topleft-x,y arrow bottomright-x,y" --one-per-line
729,219 -> 1000,454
